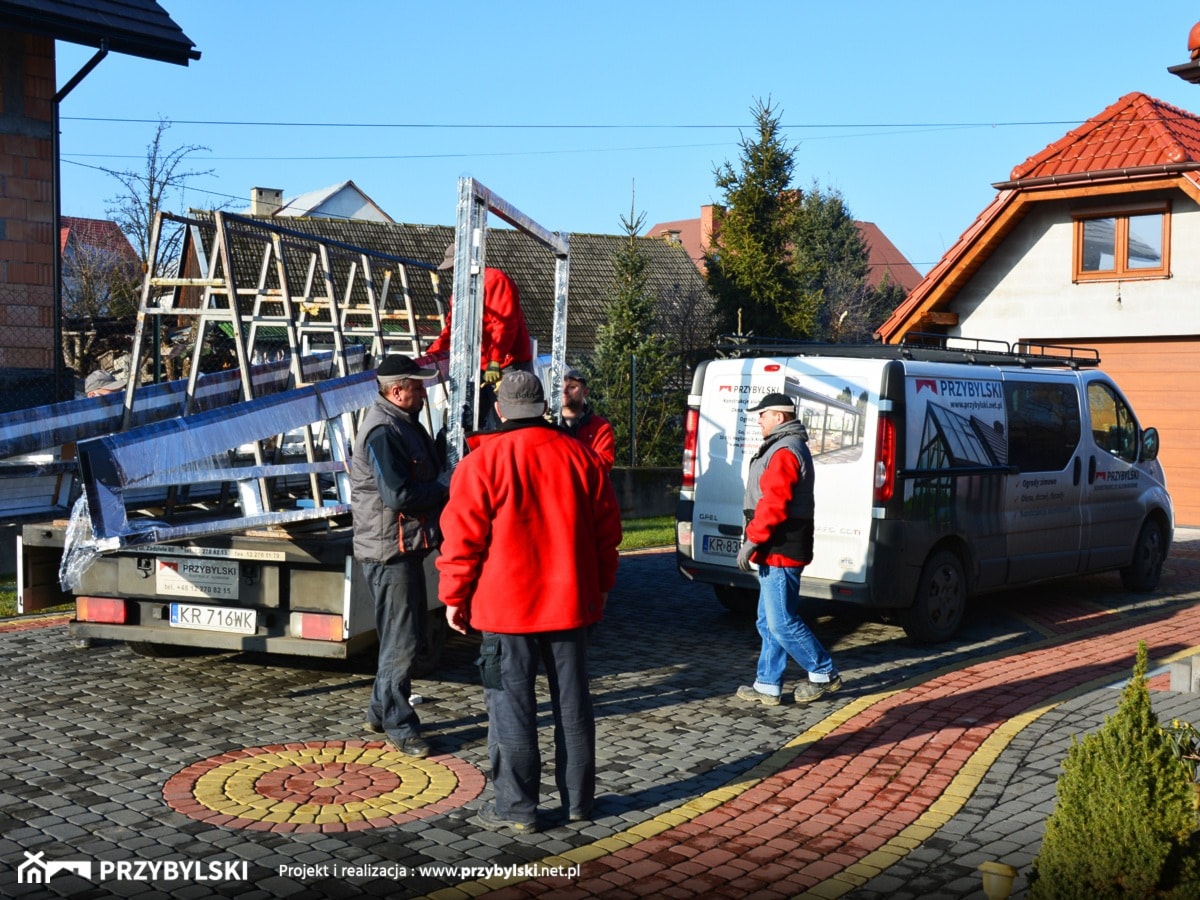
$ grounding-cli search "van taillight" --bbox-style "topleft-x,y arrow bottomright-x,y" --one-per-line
681,408 -> 700,489
873,415 -> 896,503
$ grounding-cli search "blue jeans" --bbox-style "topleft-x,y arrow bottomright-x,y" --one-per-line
483,628 -> 594,825
362,558 -> 427,742
753,564 -> 836,695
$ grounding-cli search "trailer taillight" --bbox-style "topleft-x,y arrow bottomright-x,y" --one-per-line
76,597 -> 128,624
291,612 -> 344,642
681,408 -> 700,490
873,414 -> 896,503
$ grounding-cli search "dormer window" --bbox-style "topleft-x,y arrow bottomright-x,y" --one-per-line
1073,202 -> 1170,282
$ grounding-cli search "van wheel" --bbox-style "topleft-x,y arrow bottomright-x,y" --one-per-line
1120,520 -> 1165,592
903,550 -> 966,643
714,585 -> 758,616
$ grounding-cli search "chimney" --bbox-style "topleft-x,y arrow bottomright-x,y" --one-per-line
250,187 -> 283,215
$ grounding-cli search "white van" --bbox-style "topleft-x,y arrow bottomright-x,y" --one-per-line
675,337 -> 1173,641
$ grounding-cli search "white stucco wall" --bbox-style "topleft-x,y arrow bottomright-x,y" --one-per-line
950,191 -> 1200,344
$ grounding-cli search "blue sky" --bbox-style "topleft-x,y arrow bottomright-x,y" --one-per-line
55,1 -> 1200,275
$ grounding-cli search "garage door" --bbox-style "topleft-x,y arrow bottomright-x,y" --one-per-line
1030,337 -> 1199,526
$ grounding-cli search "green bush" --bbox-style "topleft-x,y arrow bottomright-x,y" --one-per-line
1029,642 -> 1200,898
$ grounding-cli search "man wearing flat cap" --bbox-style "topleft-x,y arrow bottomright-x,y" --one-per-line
426,243 -> 533,428
559,368 -> 615,473
735,392 -> 842,707
438,370 -> 621,834
350,354 -> 450,758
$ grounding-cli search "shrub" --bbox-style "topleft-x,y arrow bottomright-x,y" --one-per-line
1029,642 -> 1200,898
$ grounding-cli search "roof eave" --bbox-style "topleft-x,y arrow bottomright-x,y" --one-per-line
0,10 -> 200,66
992,161 -> 1200,191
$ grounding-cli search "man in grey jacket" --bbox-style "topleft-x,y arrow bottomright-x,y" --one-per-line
350,354 -> 449,758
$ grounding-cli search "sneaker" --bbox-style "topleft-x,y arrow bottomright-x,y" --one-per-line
736,685 -> 782,707
793,674 -> 843,704
474,804 -> 539,834
363,721 -> 384,734
385,735 -> 431,759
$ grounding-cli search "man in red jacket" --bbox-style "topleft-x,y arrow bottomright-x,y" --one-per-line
439,370 -> 622,833
560,368 -> 615,472
735,392 -> 841,707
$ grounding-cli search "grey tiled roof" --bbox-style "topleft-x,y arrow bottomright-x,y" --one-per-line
216,216 -> 714,360
1,0 -> 200,64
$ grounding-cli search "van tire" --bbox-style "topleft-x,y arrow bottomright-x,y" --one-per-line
1120,520 -> 1166,592
903,550 -> 966,643
714,585 -> 759,615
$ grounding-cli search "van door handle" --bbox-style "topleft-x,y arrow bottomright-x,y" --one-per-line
1073,457 -> 1081,486
1087,456 -> 1097,485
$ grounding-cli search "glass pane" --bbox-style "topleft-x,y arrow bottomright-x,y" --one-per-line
1125,213 -> 1163,269
1080,218 -> 1116,271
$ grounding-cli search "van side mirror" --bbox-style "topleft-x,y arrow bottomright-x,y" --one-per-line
1141,427 -> 1160,462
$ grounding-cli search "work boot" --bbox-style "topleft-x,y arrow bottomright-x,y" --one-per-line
793,674 -> 843,704
474,804 -> 540,834
386,735 -> 431,759
736,685 -> 782,707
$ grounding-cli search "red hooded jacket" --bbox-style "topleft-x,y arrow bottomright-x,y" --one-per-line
426,268 -> 533,371
437,420 -> 622,633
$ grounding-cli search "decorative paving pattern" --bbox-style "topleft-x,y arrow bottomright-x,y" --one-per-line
163,740 -> 485,833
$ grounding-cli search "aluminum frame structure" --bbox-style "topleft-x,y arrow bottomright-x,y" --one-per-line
445,178 -> 570,465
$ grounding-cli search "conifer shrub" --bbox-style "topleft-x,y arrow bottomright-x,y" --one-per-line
1029,642 -> 1200,898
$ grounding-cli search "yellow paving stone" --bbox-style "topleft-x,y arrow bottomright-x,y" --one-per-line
592,835 -> 633,853
559,844 -> 609,864
626,819 -> 669,839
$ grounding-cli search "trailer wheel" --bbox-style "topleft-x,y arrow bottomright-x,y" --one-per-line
903,549 -> 966,643
714,585 -> 758,616
1120,519 -> 1165,592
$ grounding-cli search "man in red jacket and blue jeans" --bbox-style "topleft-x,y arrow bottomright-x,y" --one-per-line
439,370 -> 622,833
735,392 -> 842,707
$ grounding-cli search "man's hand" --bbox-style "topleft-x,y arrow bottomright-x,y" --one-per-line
445,603 -> 469,635
736,541 -> 758,573
483,361 -> 502,385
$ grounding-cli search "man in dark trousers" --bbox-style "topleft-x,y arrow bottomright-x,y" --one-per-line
439,371 -> 622,833
735,392 -> 842,706
350,354 -> 449,758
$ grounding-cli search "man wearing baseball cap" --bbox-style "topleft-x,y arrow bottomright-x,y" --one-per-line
438,370 -> 621,833
735,392 -> 842,706
350,354 -> 450,758
85,369 -> 127,397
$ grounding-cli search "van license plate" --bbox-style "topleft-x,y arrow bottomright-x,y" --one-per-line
703,535 -> 741,557
169,603 -> 256,635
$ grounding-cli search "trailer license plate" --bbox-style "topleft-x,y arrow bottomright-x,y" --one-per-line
703,535 -> 741,557
169,603 -> 257,635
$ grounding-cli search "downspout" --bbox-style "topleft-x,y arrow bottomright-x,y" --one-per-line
52,40 -> 108,399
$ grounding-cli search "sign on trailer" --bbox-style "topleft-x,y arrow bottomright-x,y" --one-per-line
155,558 -> 240,600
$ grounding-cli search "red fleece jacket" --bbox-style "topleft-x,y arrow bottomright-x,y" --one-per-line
437,421 -> 622,633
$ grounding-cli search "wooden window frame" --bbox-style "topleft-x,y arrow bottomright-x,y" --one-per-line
1072,201 -> 1171,283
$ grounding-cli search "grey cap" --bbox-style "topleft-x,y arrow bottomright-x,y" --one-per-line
437,242 -> 455,271
496,370 -> 546,419
85,370 -> 126,394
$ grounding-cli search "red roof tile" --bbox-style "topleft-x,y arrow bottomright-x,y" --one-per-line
1009,92 -> 1200,181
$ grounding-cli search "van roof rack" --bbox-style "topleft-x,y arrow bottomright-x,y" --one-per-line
713,333 -> 1101,369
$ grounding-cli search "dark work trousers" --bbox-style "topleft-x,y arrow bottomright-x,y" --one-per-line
484,628 -> 595,825
362,557 -> 427,742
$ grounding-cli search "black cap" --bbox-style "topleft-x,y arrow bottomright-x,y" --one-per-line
564,367 -> 586,383
376,354 -> 437,380
747,392 -> 795,414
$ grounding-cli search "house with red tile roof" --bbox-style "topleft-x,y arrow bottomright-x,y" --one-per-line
644,204 -> 922,292
876,92 -> 1200,524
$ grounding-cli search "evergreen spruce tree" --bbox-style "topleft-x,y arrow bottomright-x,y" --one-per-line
705,98 -> 802,339
1029,642 -> 1199,898
586,201 -> 682,466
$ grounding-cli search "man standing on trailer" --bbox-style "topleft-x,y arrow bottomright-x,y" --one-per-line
735,392 -> 842,706
439,371 -> 622,833
427,242 -> 533,428
559,368 -> 615,472
350,354 -> 449,758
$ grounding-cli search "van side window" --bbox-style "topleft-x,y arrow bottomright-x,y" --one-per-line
1087,383 -> 1138,462
1003,382 -> 1081,472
